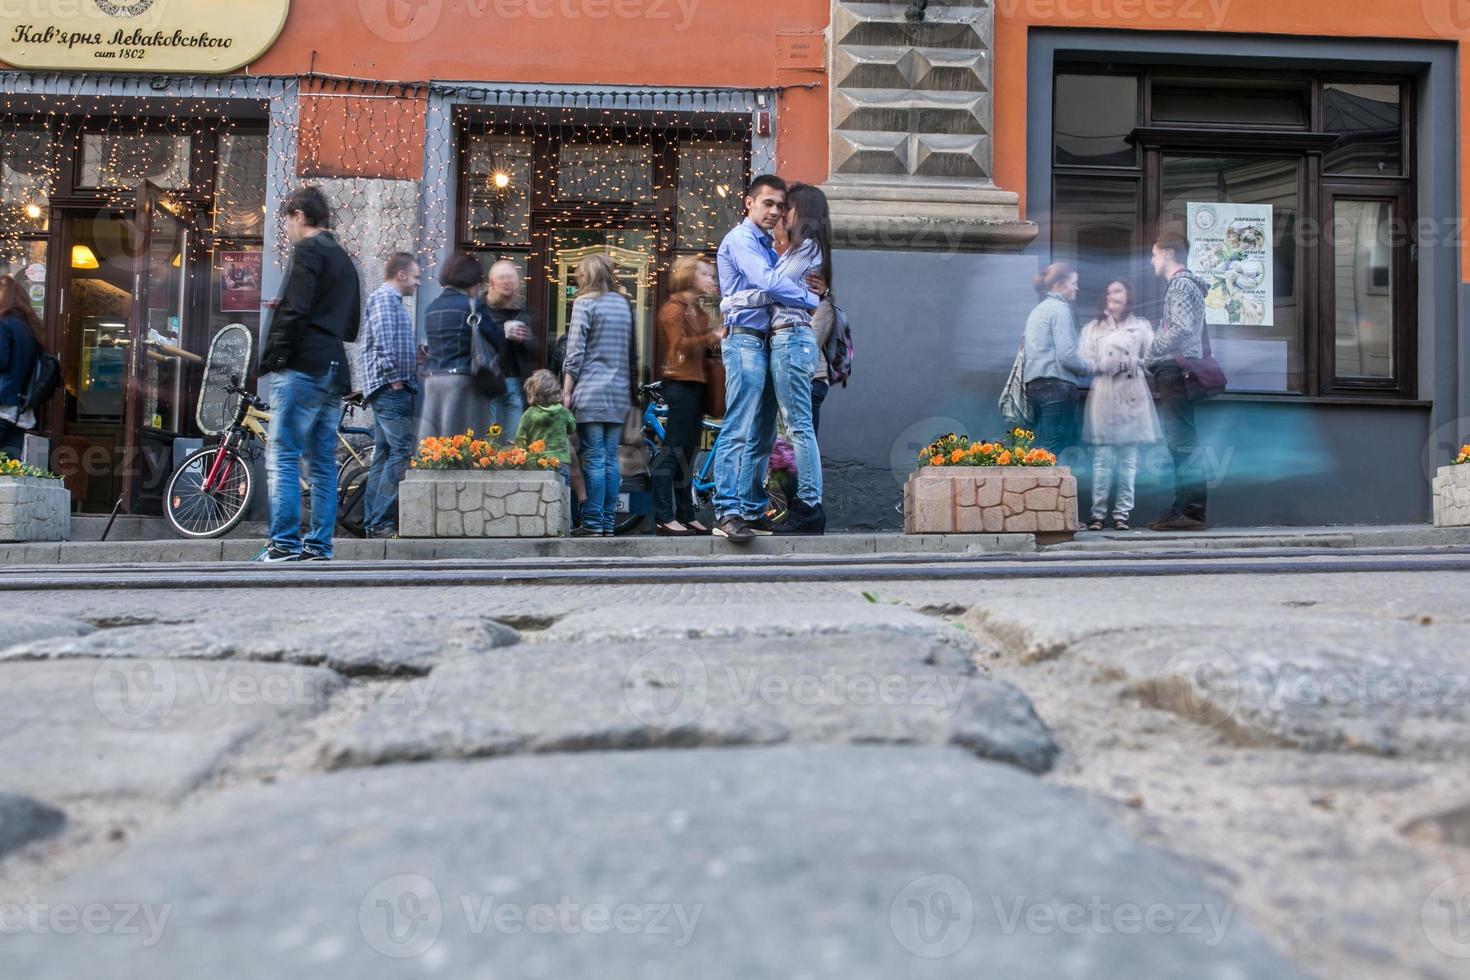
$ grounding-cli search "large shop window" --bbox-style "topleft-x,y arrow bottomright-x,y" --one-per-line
1050,69 -> 1414,399
458,112 -> 751,380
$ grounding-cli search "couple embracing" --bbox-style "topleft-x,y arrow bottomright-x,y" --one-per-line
710,175 -> 834,543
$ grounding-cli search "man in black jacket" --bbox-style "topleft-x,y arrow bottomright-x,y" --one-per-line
481,259 -> 540,437
255,186 -> 362,563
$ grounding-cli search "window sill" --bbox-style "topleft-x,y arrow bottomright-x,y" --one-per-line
1211,393 -> 1429,409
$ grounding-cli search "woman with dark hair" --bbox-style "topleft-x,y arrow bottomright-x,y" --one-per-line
718,181 -> 831,534
0,275 -> 42,458
417,252 -> 501,443
1022,262 -> 1091,456
1078,279 -> 1160,530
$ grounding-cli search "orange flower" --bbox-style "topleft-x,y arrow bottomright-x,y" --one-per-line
930,454 -> 945,467
950,449 -> 965,463
997,450 -> 1013,466
529,439 -> 546,453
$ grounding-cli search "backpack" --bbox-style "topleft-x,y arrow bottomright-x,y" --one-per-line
18,348 -> 61,414
823,299 -> 854,386
998,345 -> 1034,427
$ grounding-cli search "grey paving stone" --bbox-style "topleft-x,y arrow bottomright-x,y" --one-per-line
0,611 -> 518,677
1401,799 -> 1470,848
321,636 -> 1057,774
0,791 -> 65,859
545,601 -> 982,654
1068,621 -> 1470,759
3,746 -> 1307,979
0,613 -> 94,647
0,660 -> 343,803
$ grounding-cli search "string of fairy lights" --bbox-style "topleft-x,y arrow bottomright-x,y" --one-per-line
0,72 -> 778,318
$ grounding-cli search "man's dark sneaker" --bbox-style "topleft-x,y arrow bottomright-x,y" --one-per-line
1147,512 -> 1206,532
251,544 -> 300,563
713,515 -> 755,543
367,524 -> 397,539
746,515 -> 778,536
299,549 -> 332,562
776,500 -> 826,535
570,525 -> 600,538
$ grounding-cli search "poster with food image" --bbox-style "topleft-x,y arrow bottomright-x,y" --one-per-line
1187,203 -> 1273,327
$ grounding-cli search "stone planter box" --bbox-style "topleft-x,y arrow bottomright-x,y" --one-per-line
1432,465 -> 1470,527
904,466 -> 1078,538
399,470 -> 566,538
0,476 -> 71,542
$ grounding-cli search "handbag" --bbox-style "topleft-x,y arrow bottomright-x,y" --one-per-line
1172,328 -> 1227,402
998,344 -> 1034,426
466,305 -> 507,400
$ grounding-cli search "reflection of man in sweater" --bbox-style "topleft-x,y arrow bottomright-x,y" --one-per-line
1147,231 -> 1211,531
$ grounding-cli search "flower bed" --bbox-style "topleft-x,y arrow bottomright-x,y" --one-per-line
1432,445 -> 1470,527
0,453 -> 69,543
904,431 -> 1077,537
398,429 -> 567,538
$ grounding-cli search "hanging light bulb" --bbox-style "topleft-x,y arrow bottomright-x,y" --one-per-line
24,204 -> 42,220
493,171 -> 510,189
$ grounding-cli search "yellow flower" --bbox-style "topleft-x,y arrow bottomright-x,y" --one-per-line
489,424 -> 504,438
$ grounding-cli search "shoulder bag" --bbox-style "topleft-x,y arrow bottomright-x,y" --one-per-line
466,302 -> 507,400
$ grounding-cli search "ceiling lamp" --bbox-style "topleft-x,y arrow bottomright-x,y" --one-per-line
71,245 -> 99,270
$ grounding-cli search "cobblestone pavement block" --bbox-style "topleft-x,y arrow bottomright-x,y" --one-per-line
0,612 -> 519,678
0,790 -> 66,859
319,636 -> 1057,774
0,660 -> 343,804
1,746 -> 1308,979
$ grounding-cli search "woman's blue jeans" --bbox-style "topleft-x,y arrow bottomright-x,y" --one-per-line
577,421 -> 622,532
1025,378 -> 1079,457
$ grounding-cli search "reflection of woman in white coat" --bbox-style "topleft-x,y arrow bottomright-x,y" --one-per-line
1080,281 -> 1162,530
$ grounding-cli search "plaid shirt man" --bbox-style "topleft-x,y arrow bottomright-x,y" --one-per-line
357,282 -> 417,398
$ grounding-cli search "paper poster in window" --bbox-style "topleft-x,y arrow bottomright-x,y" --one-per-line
219,251 -> 263,313
1187,203 -> 1273,327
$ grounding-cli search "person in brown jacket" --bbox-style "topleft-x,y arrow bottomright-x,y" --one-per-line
652,255 -> 721,535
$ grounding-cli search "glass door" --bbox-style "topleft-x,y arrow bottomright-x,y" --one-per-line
1321,189 -> 1409,393
123,181 -> 203,512
543,224 -> 660,384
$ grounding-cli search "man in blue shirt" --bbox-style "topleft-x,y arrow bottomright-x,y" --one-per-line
358,252 -> 421,538
712,175 -> 824,543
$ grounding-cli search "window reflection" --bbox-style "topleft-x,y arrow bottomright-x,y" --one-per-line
1323,84 -> 1402,176
1332,200 -> 1393,380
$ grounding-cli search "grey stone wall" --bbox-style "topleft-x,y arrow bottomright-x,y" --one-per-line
0,477 -> 70,542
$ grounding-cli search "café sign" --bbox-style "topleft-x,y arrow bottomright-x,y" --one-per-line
1,0 -> 290,73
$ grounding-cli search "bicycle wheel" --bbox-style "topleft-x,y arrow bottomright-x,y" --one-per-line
336,459 -> 372,538
164,447 -> 253,539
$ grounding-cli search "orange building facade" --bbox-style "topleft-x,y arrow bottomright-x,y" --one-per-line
0,1 -> 1464,525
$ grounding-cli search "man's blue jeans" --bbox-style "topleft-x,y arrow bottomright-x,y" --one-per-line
577,421 -> 622,533
267,368 -> 342,557
713,331 -> 773,520
492,379 -> 525,441
364,386 -> 418,532
769,325 -> 822,508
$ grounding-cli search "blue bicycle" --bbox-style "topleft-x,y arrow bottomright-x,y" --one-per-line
639,381 -> 786,520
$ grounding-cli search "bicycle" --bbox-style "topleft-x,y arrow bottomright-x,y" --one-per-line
638,381 -> 786,523
163,376 -> 375,539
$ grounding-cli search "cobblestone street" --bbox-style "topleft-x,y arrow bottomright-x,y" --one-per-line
2,556 -> 1469,977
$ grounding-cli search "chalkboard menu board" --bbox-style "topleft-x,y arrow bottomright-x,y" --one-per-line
196,324 -> 254,436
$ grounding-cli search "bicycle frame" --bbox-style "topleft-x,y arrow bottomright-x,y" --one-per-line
642,390 -> 723,499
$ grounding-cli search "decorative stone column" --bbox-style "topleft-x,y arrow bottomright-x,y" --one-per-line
824,1 -> 1036,251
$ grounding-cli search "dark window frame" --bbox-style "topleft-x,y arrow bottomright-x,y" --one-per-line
1050,64 -> 1416,400
454,107 -> 751,371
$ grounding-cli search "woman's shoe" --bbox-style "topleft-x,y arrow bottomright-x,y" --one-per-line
1086,520 -> 1104,531
657,521 -> 695,536
570,525 -> 598,538
684,520 -> 711,535
1113,519 -> 1131,531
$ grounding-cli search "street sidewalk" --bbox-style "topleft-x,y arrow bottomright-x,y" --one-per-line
1,523 -> 1468,566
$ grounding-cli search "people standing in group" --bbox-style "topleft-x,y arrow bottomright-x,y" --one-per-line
417,252 -> 497,444
356,252 -> 422,540
712,174 -> 825,544
651,254 -> 720,536
0,275 -> 41,460
480,259 -> 540,438
719,181 -> 831,535
1079,280 -> 1160,531
1146,230 -> 1212,531
561,253 -> 634,537
255,186 -> 362,563
515,368 -> 578,531
1022,263 -> 1091,458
